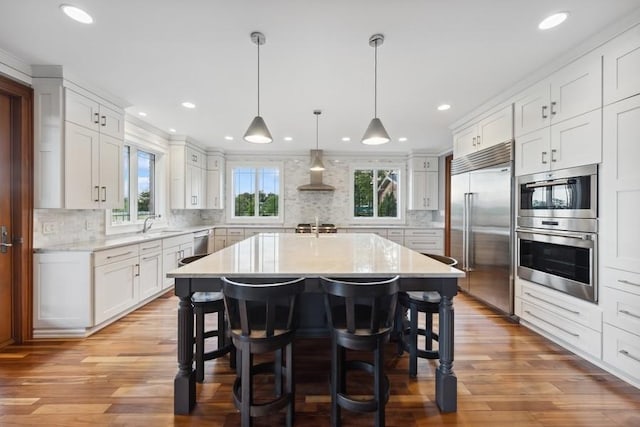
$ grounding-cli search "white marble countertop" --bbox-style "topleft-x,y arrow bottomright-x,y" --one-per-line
168,233 -> 464,279
33,225 -> 213,253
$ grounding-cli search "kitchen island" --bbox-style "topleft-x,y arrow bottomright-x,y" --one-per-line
167,232 -> 464,415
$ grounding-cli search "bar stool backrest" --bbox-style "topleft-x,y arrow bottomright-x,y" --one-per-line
321,276 -> 399,335
221,277 -> 306,338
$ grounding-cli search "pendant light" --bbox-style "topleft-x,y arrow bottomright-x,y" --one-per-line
361,34 -> 390,145
244,32 -> 273,144
310,110 -> 325,171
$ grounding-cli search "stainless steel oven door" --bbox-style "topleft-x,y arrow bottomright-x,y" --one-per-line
517,228 -> 597,303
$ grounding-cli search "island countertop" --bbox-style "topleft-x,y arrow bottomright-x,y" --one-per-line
167,232 -> 464,279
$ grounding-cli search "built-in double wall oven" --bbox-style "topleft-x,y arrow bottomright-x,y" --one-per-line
516,164 -> 598,303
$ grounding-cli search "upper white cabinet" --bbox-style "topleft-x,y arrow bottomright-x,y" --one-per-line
514,52 -> 602,138
603,24 -> 640,105
453,105 -> 513,158
170,141 -> 207,209
34,79 -> 125,209
206,153 -> 225,209
408,156 -> 438,210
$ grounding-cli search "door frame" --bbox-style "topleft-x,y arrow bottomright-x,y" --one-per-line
444,153 -> 452,256
0,75 -> 33,344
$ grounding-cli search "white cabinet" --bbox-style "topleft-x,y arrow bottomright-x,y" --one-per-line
403,229 -> 444,255
138,240 -> 163,300
170,141 -> 207,209
601,95 -> 640,273
515,109 -> 601,176
603,24 -> 640,105
514,52 -> 602,137
408,156 -> 438,211
162,234 -> 194,289
206,154 -> 225,209
453,105 -> 513,158
34,80 -> 125,209
94,245 -> 140,325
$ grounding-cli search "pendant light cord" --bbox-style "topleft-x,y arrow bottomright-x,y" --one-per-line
316,113 -> 319,149
257,41 -> 261,116
374,39 -> 378,118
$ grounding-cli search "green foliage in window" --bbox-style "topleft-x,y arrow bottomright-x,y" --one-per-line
378,192 -> 397,217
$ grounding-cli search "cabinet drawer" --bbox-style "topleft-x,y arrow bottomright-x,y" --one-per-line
139,240 -> 163,254
404,229 -> 444,238
404,238 -> 443,253
519,299 -> 602,359
214,228 -> 227,237
94,244 -> 139,267
227,228 -> 245,237
602,287 -> 640,335
602,267 -> 640,296
603,323 -> 640,383
163,233 -> 193,248
387,229 -> 404,238
519,280 -> 602,331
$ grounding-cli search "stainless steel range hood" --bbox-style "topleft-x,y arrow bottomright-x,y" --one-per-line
297,150 -> 335,191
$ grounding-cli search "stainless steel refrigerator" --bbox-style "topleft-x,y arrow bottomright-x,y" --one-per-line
451,141 -> 514,315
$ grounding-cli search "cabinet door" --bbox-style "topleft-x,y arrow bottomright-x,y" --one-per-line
551,52 -> 602,124
425,171 -> 438,210
99,105 -> 124,139
453,125 -> 478,158
409,157 -> 437,172
181,242 -> 194,259
162,247 -> 180,289
213,236 -> 226,252
65,89 -> 100,131
550,109 -> 601,171
410,171 -> 427,210
514,128 -> 550,176
94,257 -> 138,325
478,105 -> 513,149
207,169 -> 221,209
603,25 -> 640,105
602,96 -> 640,273
514,81 -> 550,137
64,121 -> 100,209
139,251 -> 162,300
99,133 -> 123,209
186,164 -> 202,209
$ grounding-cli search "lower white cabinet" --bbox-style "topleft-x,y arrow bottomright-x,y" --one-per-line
139,241 -> 163,300
403,229 -> 444,255
162,234 -> 194,289
94,252 -> 139,325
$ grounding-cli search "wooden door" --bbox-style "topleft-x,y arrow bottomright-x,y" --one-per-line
0,94 -> 12,346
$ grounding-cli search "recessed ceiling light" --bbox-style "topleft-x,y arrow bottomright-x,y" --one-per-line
224,136 -> 234,141
398,137 -> 408,142
437,104 -> 451,111
181,101 -> 196,109
60,4 -> 93,24
169,128 -> 176,133
538,12 -> 568,30
284,137 -> 293,141
341,137 -> 351,142
138,112 -> 147,117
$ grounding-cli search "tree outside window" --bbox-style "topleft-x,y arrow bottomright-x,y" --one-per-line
232,167 -> 280,219
353,168 -> 399,219
111,145 -> 156,224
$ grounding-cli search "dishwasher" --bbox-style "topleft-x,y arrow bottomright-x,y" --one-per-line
193,229 -> 212,255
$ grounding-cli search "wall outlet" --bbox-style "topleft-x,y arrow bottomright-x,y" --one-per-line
85,220 -> 96,231
42,222 -> 57,235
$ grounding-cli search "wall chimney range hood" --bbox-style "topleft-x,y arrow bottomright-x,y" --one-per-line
297,150 -> 335,191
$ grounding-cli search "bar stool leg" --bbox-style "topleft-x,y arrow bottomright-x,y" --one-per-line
275,348 -> 283,397
409,304 -> 418,379
330,335 -> 342,427
241,347 -> 252,427
286,342 -> 294,427
375,343 -> 385,427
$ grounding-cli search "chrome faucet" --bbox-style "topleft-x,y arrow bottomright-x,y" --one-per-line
142,215 -> 156,233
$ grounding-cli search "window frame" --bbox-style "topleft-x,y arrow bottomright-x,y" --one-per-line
105,139 -> 167,235
349,163 -> 404,224
226,161 -> 284,224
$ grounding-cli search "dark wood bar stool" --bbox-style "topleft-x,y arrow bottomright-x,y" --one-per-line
178,255 -> 235,382
221,276 -> 306,427
320,276 -> 400,427
396,254 -> 457,378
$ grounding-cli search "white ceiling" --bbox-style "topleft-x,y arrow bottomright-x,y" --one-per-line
1,0 -> 640,154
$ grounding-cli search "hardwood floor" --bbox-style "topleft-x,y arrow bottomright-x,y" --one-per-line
1,291 -> 639,426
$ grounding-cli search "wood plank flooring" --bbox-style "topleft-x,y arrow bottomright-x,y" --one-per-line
1,291 -> 639,426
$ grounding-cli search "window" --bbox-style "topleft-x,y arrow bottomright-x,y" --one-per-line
111,145 -> 157,224
229,165 -> 282,221
352,167 -> 401,220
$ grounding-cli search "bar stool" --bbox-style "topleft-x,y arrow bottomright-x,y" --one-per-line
179,255 -> 235,382
221,276 -> 306,427
320,276 -> 400,427
396,254 -> 457,378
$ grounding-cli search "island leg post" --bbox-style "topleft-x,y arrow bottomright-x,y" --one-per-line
174,290 -> 195,414
436,286 -> 457,412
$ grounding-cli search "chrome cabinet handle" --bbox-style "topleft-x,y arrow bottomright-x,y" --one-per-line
525,310 -> 580,337
541,151 -> 548,164
550,101 -> 557,116
551,149 -> 557,163
524,292 -> 580,315
472,136 -> 476,146
101,115 -> 106,126
620,350 -> 640,363
135,263 -> 140,277
476,135 -> 481,146
93,112 -> 100,124
101,186 -> 107,202
542,105 -> 548,119
94,186 -> 100,202
619,309 -> 640,320
618,279 -> 640,287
